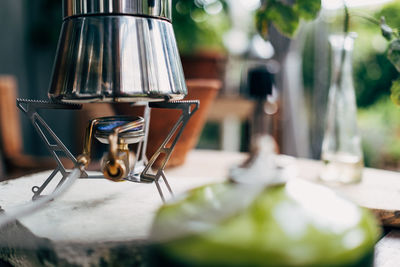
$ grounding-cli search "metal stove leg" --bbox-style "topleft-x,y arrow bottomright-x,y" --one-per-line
141,104 -> 151,164
124,104 -> 150,182
31,167 -> 60,197
133,104 -> 150,173
154,180 -> 165,202
141,100 -> 199,202
16,99 -> 86,200
161,171 -> 173,194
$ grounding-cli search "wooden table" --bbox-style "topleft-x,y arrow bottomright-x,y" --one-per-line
1,150 -> 399,266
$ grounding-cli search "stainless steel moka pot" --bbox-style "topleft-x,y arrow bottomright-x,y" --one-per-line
49,0 -> 187,103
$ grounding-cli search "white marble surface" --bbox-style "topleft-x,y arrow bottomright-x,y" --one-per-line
375,230 -> 400,267
2,149 -> 400,247
0,150 -> 244,243
2,150 -> 400,267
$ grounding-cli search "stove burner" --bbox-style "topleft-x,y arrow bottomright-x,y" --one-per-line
96,118 -> 143,132
94,116 -> 145,145
79,115 -> 147,182
16,99 -> 199,202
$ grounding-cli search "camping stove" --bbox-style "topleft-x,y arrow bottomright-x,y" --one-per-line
17,99 -> 198,202
17,0 -> 199,202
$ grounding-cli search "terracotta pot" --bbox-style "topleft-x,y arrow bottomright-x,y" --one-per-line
181,51 -> 227,81
114,79 -> 221,168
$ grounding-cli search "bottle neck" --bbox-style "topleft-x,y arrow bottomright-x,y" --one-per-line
330,34 -> 355,87
332,47 -> 353,86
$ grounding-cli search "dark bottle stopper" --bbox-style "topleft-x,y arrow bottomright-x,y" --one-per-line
245,66 -> 273,100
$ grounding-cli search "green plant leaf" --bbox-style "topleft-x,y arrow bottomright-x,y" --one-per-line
380,16 -> 393,41
256,1 -> 300,38
270,2 -> 300,36
256,0 -> 321,39
295,0 -> 321,21
256,9 -> 269,40
390,77 -> 400,105
387,39 -> 400,72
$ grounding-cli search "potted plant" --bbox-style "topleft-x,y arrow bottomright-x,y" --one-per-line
172,0 -> 231,80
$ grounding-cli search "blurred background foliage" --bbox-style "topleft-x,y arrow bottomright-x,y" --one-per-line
302,1 -> 400,170
358,98 -> 400,169
2,0 -> 400,171
353,2 -> 400,108
172,0 -> 231,54
346,2 -> 400,170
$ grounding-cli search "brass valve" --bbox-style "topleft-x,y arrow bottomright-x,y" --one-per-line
77,154 -> 90,167
102,158 -> 127,181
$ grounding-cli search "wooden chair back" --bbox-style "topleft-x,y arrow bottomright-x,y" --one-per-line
0,76 -> 23,160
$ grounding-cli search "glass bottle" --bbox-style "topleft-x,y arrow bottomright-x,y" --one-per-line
320,33 -> 363,184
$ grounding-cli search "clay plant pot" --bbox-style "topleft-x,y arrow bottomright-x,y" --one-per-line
181,51 -> 227,81
114,79 -> 221,168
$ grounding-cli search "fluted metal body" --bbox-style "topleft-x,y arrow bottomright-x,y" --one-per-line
49,0 -> 186,103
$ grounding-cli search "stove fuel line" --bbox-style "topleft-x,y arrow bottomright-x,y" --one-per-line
0,163 -> 84,228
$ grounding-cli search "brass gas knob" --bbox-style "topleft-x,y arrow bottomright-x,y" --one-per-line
102,159 -> 127,182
